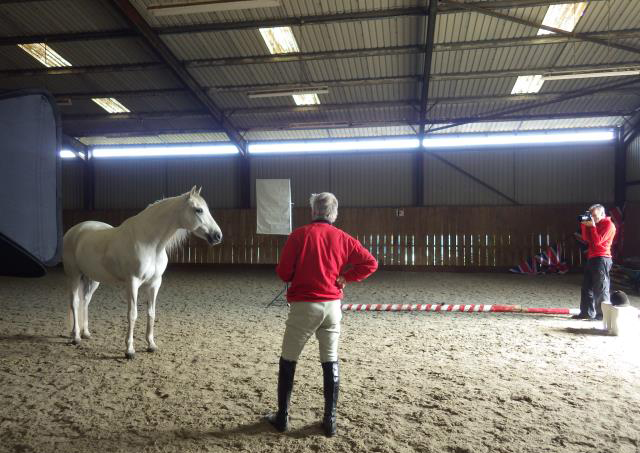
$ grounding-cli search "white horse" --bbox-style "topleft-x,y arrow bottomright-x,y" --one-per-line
63,186 -> 222,359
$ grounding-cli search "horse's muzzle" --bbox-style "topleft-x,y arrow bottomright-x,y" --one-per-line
206,231 -> 223,245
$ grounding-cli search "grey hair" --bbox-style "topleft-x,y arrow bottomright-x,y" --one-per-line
310,192 -> 338,223
589,204 -> 605,215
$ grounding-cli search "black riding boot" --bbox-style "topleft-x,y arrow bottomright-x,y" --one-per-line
321,361 -> 339,437
266,357 -> 296,432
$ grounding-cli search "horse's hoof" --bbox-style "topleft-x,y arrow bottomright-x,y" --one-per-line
81,332 -> 91,339
72,338 -> 81,345
147,345 -> 157,353
125,351 -> 135,360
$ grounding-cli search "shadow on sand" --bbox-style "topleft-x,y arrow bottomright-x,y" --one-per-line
0,334 -> 66,343
177,419 -> 323,440
554,326 -> 610,336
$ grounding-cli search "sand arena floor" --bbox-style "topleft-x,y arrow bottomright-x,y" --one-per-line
1,267 -> 639,453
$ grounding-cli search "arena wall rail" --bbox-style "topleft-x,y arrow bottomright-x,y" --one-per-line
63,205 -> 605,270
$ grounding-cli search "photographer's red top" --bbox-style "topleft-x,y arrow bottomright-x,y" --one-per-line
581,216 -> 616,259
276,221 -> 378,302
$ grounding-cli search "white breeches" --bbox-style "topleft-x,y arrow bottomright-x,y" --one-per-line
281,300 -> 342,363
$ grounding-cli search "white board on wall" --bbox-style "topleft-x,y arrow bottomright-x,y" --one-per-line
256,179 -> 292,235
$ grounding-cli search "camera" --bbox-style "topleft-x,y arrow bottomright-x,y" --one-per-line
577,211 -> 592,222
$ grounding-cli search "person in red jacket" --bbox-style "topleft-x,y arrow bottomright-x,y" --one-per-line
573,204 -> 616,320
266,192 -> 377,437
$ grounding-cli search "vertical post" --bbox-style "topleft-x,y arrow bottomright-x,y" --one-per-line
416,0 -> 438,207
414,152 -> 424,207
238,155 -> 251,209
615,126 -> 626,207
83,150 -> 95,210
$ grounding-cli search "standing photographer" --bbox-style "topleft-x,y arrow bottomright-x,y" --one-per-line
573,204 -> 616,320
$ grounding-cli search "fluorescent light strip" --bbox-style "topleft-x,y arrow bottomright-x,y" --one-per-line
148,1 -> 280,16
537,2 -> 588,36
423,130 -> 615,148
92,145 -> 239,158
248,87 -> 329,99
249,138 -> 420,154
543,70 -> 640,81
92,98 -> 130,114
18,43 -> 72,68
59,150 -> 83,159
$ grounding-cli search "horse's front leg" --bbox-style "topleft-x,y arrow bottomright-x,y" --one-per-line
146,278 -> 161,353
125,279 -> 141,359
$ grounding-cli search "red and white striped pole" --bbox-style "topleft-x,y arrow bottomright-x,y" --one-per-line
341,303 -> 580,315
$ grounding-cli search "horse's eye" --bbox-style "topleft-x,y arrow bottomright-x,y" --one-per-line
195,208 -> 203,214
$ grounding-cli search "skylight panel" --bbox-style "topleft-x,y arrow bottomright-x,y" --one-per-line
292,94 -> 321,105
509,3 -> 588,96
259,27 -> 300,54
91,98 -> 130,114
17,43 -> 72,68
511,75 -> 545,94
258,27 -> 323,105
537,2 -> 588,36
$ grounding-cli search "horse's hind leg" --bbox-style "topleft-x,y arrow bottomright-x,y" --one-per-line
68,276 -> 83,345
81,278 -> 99,339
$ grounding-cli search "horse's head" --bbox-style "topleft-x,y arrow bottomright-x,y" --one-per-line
181,186 -> 223,245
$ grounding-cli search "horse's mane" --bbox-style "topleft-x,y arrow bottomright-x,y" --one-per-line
165,228 -> 188,253
144,192 -> 201,252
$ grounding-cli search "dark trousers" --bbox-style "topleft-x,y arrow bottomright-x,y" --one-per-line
580,257 -> 612,318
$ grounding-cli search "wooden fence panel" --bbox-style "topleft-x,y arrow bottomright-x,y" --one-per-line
63,205 -> 590,269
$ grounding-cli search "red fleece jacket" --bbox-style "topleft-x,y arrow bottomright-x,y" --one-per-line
581,216 -> 616,259
276,221 -> 378,302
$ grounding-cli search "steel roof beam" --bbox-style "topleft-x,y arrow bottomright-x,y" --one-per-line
8,61 -> 640,83
427,76 -> 640,133
53,85 -> 640,105
0,1 -> 608,46
440,0 -> 640,57
63,111 -> 629,138
61,104 -> 631,123
416,0 -> 438,206
6,42 -> 640,79
0,63 -> 164,77
110,0 -> 247,155
623,109 -> 640,147
418,0 -> 438,140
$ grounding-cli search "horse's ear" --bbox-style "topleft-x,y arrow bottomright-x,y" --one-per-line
189,185 -> 197,196
197,186 -> 202,195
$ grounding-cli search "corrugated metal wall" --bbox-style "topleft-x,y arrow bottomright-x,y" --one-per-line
94,157 -> 238,209
250,151 -> 415,208
95,159 -> 166,209
424,143 -> 614,205
627,135 -> 640,202
62,143 -> 616,210
424,149 -> 515,206
61,160 -> 84,209
165,158 -> 238,208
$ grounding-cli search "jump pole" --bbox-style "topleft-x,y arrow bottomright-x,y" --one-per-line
341,303 -> 580,315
